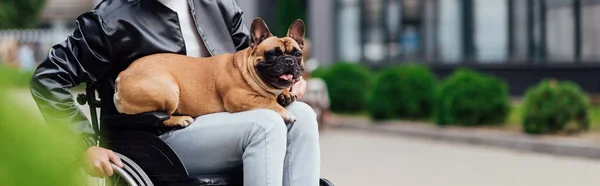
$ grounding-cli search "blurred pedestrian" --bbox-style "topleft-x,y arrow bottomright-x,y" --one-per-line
300,39 -> 331,129
17,43 -> 35,70
0,39 -> 19,68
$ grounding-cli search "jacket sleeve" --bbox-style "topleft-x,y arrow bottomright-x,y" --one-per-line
229,0 -> 250,51
30,10 -> 113,153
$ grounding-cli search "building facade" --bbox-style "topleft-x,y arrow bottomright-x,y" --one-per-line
268,0 -> 600,96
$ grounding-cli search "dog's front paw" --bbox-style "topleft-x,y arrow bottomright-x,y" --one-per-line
282,111 -> 297,124
277,90 -> 297,107
163,116 -> 194,127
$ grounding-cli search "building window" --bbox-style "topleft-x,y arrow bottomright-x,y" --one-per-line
384,0 -> 402,61
422,0 -> 439,61
363,0 -> 386,63
437,0 -> 462,63
546,0 -> 575,62
510,0 -> 529,61
336,0 -> 362,63
474,0 -> 508,62
581,2 -> 600,61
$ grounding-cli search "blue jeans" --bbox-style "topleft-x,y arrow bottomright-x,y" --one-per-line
159,102 -> 321,186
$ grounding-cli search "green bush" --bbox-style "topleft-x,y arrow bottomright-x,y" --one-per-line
368,64 -> 436,120
310,66 -> 329,79
434,68 -> 510,126
0,66 -> 85,185
521,80 -> 590,134
0,0 -> 48,29
320,62 -> 373,113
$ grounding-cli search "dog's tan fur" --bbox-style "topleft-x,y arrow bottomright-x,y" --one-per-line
113,18 -> 304,127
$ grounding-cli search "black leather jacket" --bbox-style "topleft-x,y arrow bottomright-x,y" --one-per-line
29,0 -> 250,151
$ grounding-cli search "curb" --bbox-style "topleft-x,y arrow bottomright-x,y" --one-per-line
329,117 -> 600,160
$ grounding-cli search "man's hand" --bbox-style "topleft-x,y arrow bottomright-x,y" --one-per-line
84,146 -> 124,178
290,77 -> 307,100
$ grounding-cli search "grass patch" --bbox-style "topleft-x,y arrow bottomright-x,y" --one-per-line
338,103 -> 600,132
506,105 -> 523,126
332,110 -> 370,118
588,107 -> 600,129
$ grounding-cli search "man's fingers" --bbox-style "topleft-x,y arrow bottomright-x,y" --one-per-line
108,151 -> 124,167
102,161 -> 114,177
86,166 -> 101,178
94,162 -> 107,178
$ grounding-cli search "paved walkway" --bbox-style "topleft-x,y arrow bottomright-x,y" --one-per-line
320,129 -> 600,186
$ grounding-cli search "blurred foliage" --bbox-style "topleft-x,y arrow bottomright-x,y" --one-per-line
434,68 -> 510,126
1,66 -> 34,88
0,0 -> 47,29
0,66 -> 85,186
310,66 -> 329,80
320,61 -> 373,113
276,0 -> 307,37
367,64 -> 437,120
522,79 -> 590,134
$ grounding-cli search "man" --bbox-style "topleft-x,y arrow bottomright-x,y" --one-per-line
18,43 -> 36,70
29,0 -> 320,186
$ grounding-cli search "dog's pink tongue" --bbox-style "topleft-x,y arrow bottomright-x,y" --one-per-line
279,74 -> 293,80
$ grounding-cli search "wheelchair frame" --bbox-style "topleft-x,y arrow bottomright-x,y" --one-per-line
77,83 -> 241,186
77,83 -> 333,186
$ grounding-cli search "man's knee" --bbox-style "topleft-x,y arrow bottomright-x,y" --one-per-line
286,102 -> 319,137
286,102 -> 317,121
248,109 -> 288,135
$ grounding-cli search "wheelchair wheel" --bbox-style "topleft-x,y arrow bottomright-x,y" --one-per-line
319,178 -> 335,186
105,152 -> 153,186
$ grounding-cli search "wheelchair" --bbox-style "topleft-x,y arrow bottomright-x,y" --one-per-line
76,83 -> 334,186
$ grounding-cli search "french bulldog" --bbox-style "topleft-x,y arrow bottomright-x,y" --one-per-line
113,17 -> 305,127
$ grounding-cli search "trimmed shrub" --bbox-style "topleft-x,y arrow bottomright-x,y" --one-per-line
310,66 -> 329,79
367,64 -> 436,120
320,62 -> 372,113
434,68 -> 510,126
521,79 -> 590,134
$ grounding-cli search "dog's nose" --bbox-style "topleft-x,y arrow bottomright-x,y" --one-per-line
283,57 -> 294,66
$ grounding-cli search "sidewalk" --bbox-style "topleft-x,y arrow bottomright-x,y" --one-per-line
326,115 -> 600,160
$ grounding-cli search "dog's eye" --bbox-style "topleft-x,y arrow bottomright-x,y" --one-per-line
294,53 -> 302,57
265,48 -> 283,57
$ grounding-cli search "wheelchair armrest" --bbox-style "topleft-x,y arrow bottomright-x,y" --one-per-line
101,112 -> 170,130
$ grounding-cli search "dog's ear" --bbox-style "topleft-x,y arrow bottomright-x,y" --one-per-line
286,19 -> 305,49
250,17 -> 273,48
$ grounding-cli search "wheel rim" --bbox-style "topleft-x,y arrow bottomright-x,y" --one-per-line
105,153 -> 153,186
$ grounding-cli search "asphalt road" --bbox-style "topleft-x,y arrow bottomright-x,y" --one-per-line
319,129 -> 600,186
